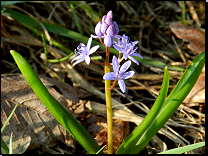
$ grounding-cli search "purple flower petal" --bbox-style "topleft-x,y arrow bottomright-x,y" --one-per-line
102,15 -> 107,23
103,72 -> 117,80
105,17 -> 112,25
112,55 -> 119,74
107,10 -> 113,19
113,45 -> 125,53
87,37 -> 92,51
101,22 -> 108,34
131,53 -> 143,59
104,35 -> 113,47
72,58 -> 85,66
123,53 -> 128,60
113,21 -> 119,35
95,21 -> 103,37
89,45 -> 100,55
118,79 -> 126,93
91,34 -> 104,39
106,25 -> 114,36
85,55 -> 90,65
128,56 -> 139,65
131,41 -> 139,47
119,60 -> 131,73
122,71 -> 135,79
71,55 -> 83,62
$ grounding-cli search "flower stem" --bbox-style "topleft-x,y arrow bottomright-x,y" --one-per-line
90,58 -> 105,65
105,47 -> 113,154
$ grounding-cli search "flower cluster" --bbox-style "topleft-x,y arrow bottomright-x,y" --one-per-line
71,10 -> 143,93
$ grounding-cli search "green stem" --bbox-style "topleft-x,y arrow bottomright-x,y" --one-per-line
105,47 -> 113,154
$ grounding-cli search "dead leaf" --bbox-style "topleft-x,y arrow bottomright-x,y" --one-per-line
1,132 -> 31,154
183,72 -> 205,104
1,73 -> 90,153
170,22 -> 205,54
85,114 -> 129,154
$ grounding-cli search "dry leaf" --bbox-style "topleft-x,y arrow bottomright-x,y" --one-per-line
183,72 -> 205,104
1,73 -> 90,153
85,114 -> 129,154
1,132 -> 31,154
170,22 -> 205,54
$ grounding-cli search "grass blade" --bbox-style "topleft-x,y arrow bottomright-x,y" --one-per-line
158,142 -> 205,154
1,103 -> 18,133
69,2 -> 83,35
9,133 -> 13,154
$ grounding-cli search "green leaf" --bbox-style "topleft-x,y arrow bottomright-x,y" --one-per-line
1,103 -> 18,133
1,138 -> 9,154
70,1 -> 102,24
158,142 -> 205,154
3,8 -> 185,71
10,50 -> 103,154
1,1 -> 27,6
9,133 -> 13,154
69,2 -> 83,35
116,66 -> 169,154
128,51 -> 205,154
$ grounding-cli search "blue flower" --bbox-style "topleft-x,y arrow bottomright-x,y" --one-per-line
71,37 -> 100,66
103,55 -> 135,93
113,34 -> 143,65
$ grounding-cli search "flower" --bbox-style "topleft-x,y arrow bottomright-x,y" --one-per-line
71,37 -> 100,66
113,34 -> 143,65
91,10 -> 120,47
103,55 -> 135,93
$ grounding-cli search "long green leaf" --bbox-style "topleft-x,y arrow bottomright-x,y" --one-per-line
9,133 -> 13,154
116,66 -> 169,154
69,2 -> 83,35
158,142 -> 205,154
129,51 -> 205,154
3,8 -> 184,71
1,1 -> 27,6
1,138 -> 9,154
10,50 -> 103,154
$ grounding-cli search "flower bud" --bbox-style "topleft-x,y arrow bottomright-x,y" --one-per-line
102,15 -> 107,23
107,10 -> 113,19
113,21 -> 119,35
95,21 -> 103,37
104,35 -> 114,47
106,25 -> 115,36
101,22 -> 108,34
105,16 -> 112,25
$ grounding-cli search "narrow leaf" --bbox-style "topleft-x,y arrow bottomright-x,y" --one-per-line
158,142 -> 205,154
129,50 -> 205,154
116,66 -> 169,154
1,103 -> 18,133
10,50 -> 103,154
9,133 -> 13,154
1,138 -> 9,154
